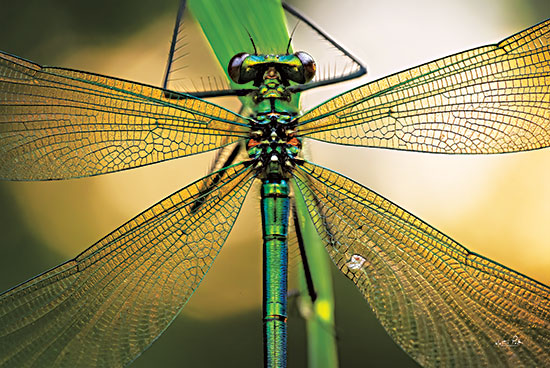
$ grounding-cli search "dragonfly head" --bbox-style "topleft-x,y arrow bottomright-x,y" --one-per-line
228,52 -> 316,97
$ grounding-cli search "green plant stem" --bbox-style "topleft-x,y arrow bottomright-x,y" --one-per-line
293,183 -> 339,368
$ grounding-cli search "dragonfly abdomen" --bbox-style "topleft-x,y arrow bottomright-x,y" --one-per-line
261,179 -> 290,368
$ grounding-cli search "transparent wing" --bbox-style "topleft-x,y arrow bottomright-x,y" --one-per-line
282,2 -> 366,92
0,51 -> 249,180
0,162 -> 255,368
162,0 -> 232,95
296,19 -> 550,154
293,161 -> 550,367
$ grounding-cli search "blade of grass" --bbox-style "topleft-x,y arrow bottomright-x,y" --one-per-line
293,182 -> 339,368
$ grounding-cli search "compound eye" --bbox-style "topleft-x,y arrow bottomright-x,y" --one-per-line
228,52 -> 250,84
294,51 -> 316,83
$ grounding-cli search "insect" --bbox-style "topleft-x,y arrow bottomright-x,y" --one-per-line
1,0 -> 549,367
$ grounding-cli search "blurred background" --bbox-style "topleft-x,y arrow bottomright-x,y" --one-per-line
0,0 -> 549,367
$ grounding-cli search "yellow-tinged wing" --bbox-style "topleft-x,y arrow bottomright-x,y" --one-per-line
296,19 -> 550,154
293,161 -> 550,367
0,162 -> 255,367
0,51 -> 249,180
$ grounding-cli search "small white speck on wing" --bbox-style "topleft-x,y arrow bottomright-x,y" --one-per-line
346,254 -> 367,270
494,335 -> 523,347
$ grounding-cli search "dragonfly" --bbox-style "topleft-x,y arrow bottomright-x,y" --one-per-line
1,0 -> 550,367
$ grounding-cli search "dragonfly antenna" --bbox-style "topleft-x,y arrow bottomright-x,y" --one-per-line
245,29 -> 258,54
286,21 -> 301,54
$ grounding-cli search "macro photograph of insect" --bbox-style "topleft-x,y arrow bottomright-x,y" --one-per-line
0,0 -> 549,367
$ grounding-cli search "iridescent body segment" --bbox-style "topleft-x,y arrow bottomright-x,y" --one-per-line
261,180 -> 290,368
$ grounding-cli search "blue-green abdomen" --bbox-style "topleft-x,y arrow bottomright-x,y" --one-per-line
261,179 -> 290,368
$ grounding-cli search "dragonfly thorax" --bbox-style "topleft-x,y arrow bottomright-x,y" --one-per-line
247,119 -> 301,179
